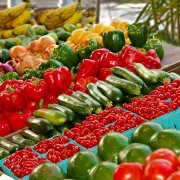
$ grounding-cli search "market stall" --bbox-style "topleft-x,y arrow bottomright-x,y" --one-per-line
0,0 -> 180,179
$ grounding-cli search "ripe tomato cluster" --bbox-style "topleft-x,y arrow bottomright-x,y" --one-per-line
3,147 -> 47,178
114,148 -> 180,180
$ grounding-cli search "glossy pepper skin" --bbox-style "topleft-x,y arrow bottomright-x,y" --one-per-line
74,59 -> 100,81
102,30 -> 125,53
127,23 -> 148,47
0,72 -> 19,82
39,59 -> 63,70
143,33 -> 164,60
78,38 -> 102,60
24,78 -> 48,103
0,120 -> 11,137
50,43 -> 80,69
90,48 -> 110,61
99,68 -> 113,81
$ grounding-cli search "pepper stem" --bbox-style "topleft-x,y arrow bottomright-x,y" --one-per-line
32,79 -> 40,85
8,87 -> 15,93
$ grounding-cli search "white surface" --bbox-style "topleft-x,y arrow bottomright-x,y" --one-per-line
0,174 -> 14,180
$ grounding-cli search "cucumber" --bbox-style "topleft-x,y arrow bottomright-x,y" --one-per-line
21,129 -> 45,143
151,70 -> 171,84
72,91 -> 102,114
134,63 -> 158,84
169,72 -> 180,80
48,104 -> 75,122
58,94 -> 92,115
27,116 -> 54,134
87,83 -> 113,107
110,66 -> 145,88
11,135 -> 35,149
0,137 -> 19,153
34,109 -> 67,126
106,75 -> 141,95
96,80 -> 123,103
0,147 -> 9,160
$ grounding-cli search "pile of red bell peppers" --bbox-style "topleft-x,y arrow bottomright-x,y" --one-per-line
73,45 -> 161,93
0,66 -> 72,136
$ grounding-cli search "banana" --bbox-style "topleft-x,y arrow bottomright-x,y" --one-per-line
13,24 -> 31,36
11,9 -> 33,28
36,10 -> 53,24
0,29 -> 14,39
64,9 -> 85,24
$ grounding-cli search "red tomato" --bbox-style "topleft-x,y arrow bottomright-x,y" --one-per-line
145,148 -> 178,167
167,171 -> 180,180
113,162 -> 144,180
143,159 -> 177,180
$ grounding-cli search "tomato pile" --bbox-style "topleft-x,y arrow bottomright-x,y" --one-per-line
3,147 -> 47,178
114,148 -> 180,180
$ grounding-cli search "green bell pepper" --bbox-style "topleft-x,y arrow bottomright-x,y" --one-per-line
78,38 -> 102,60
39,59 -> 63,70
143,33 -> 164,60
102,30 -> 125,53
0,72 -> 19,82
127,23 -> 148,47
50,43 -> 80,69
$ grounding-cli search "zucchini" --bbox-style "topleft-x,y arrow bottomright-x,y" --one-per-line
58,94 -> 92,115
72,91 -> 102,114
0,137 -> 19,153
96,80 -> 123,103
141,83 -> 151,95
106,75 -> 141,95
134,63 -> 158,84
55,123 -> 73,133
110,66 -> 145,88
87,83 -> 113,107
0,147 -> 9,160
27,116 -> 54,134
48,104 -> 75,121
151,70 -> 171,83
11,135 -> 35,149
169,72 -> 180,80
34,109 -> 67,126
21,129 -> 45,143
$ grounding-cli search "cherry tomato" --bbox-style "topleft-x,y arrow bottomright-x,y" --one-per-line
114,162 -> 144,180
13,168 -> 22,177
143,159 -> 177,180
167,171 -> 180,180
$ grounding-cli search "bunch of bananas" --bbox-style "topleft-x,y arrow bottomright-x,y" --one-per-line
0,2 -> 33,38
35,2 -> 85,29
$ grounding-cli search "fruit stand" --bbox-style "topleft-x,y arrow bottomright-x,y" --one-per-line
1,0 -> 180,180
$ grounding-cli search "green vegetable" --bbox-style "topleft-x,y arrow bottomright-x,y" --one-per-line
87,83 -> 113,107
34,109 -> 67,126
4,40 -> 15,49
0,147 -> 9,160
151,70 -> 172,84
0,72 -> 19,82
51,43 -> 80,69
63,24 -> 76,33
57,31 -> 71,41
48,104 -> 75,122
35,25 -> 48,35
58,94 -> 92,115
38,59 -> 63,70
21,129 -> 45,143
47,32 -> 58,42
21,37 -> 32,48
11,134 -> 35,148
72,91 -> 102,114
78,38 -> 102,60
27,116 -> 54,134
26,28 -> 36,39
106,75 -> 141,95
127,23 -> 148,47
55,123 -> 73,133
0,49 -> 10,63
169,72 -> 180,80
96,80 -> 123,103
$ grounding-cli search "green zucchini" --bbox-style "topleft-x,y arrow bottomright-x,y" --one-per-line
0,147 -> 9,160
169,72 -> 180,80
58,94 -> 92,115
134,63 -> 158,84
106,75 -> 141,95
55,123 -> 73,133
21,129 -> 45,143
110,66 -> 145,88
48,104 -> 75,121
96,80 -> 123,103
151,70 -> 171,83
27,116 -> 54,134
72,91 -> 102,114
141,83 -> 151,95
34,109 -> 67,126
11,135 -> 35,149
0,137 -> 19,153
87,83 -> 113,107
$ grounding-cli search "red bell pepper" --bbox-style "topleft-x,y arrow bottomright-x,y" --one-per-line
24,78 -> 48,103
0,120 -> 11,137
26,101 -> 39,113
99,68 -> 113,81
43,93 -> 58,108
90,48 -> 110,61
53,66 -> 72,92
0,85 -> 26,112
0,113 -> 5,121
99,52 -> 119,68
0,80 -> 23,92
74,76 -> 98,93
8,109 -> 32,132
74,59 -> 100,81
61,88 -> 74,96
